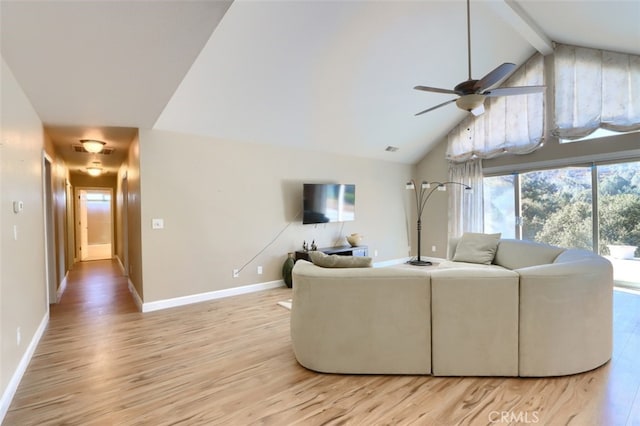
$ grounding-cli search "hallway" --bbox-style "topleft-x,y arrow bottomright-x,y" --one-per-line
52,260 -> 138,317
4,260 -> 142,424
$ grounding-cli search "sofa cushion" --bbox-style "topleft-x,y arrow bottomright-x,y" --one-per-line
308,251 -> 372,268
437,260 -> 506,271
431,267 -> 519,376
291,260 -> 432,374
494,239 -> 565,270
452,232 -> 501,264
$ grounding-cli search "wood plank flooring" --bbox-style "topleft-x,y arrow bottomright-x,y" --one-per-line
4,260 -> 640,425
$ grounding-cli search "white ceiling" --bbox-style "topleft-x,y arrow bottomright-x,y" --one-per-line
2,0 -> 639,170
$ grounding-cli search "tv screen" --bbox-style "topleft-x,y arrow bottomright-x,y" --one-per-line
303,183 -> 355,224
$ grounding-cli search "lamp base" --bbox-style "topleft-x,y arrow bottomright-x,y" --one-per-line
406,259 -> 433,266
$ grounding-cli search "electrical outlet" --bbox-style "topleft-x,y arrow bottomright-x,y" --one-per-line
257,266 -> 263,275
16,327 -> 21,346
233,269 -> 239,278
374,249 -> 378,257
432,245 -> 437,252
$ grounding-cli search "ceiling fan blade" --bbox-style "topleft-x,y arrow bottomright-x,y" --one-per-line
483,86 -> 546,97
415,98 -> 457,116
414,85 -> 458,95
473,63 -> 516,92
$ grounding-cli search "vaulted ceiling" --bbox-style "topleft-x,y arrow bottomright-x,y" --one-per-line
2,0 -> 639,172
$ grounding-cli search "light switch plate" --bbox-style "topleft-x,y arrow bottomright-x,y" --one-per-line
152,218 -> 164,229
13,201 -> 23,214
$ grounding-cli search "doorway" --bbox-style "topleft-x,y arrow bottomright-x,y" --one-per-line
77,188 -> 114,261
43,154 -> 57,303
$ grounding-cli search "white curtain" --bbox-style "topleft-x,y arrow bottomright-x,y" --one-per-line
553,44 -> 640,139
448,159 -> 484,238
447,53 -> 545,162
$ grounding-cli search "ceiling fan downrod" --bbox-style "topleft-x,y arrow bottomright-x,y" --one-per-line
466,0 -> 472,81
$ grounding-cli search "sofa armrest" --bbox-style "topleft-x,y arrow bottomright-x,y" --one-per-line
517,257 -> 613,376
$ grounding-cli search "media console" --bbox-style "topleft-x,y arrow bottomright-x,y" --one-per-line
294,245 -> 368,262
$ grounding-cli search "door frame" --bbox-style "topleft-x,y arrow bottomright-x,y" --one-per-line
121,172 -> 129,275
75,187 -> 114,261
42,152 -> 57,304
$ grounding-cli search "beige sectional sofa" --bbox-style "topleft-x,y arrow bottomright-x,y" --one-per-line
290,237 -> 613,377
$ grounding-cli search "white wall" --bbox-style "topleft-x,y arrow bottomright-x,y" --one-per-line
412,139 -> 451,259
137,129 -> 413,303
0,56 -> 48,415
116,133 -> 143,299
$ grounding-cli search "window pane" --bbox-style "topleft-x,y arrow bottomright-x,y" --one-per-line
520,167 -> 592,250
597,161 -> 640,288
484,175 -> 516,238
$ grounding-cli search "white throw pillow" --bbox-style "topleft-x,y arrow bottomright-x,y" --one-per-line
452,232 -> 501,265
308,251 -> 373,268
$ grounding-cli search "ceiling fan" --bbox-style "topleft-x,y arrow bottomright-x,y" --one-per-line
414,0 -> 545,117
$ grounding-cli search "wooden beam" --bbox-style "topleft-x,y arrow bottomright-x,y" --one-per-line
488,0 -> 554,55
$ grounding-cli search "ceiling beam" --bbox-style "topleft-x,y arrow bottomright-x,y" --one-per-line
488,0 -> 554,56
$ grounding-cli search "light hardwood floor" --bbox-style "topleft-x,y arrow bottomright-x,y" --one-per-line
4,260 -> 640,425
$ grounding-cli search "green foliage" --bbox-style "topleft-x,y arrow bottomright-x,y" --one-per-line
599,194 -> 640,253
537,201 -> 592,250
516,162 -> 640,255
521,173 -> 562,241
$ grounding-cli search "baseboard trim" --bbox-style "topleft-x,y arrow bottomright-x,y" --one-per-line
141,280 -> 286,313
0,311 -> 49,423
56,272 -> 68,303
113,256 -> 287,313
114,255 -> 125,273
127,279 -> 144,312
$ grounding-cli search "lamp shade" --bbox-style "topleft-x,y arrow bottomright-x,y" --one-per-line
80,139 -> 106,153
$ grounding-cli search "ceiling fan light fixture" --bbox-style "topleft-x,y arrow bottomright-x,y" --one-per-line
80,139 -> 106,153
87,167 -> 102,177
456,94 -> 486,114
86,161 -> 103,177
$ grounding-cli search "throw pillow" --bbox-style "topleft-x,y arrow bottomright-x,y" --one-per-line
308,251 -> 373,268
452,232 -> 501,265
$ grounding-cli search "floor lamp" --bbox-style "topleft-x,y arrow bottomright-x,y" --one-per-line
405,180 -> 472,266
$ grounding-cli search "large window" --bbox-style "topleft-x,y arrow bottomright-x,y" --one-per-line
484,160 -> 640,289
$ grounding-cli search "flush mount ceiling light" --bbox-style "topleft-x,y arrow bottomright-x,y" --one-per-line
86,162 -> 103,177
80,139 -> 106,153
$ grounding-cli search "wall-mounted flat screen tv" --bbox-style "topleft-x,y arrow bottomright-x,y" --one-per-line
303,183 -> 355,224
